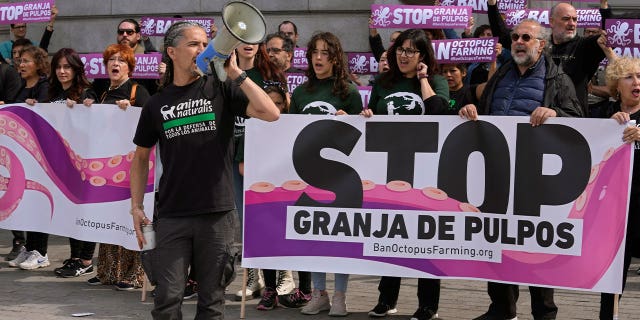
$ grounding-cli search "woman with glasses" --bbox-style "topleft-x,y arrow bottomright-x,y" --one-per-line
15,45 -> 49,104
86,43 -> 149,291
95,43 -> 150,109
361,29 -> 449,320
288,32 -> 362,317
7,45 -> 52,270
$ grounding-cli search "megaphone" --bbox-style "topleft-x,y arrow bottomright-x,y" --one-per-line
196,1 -> 267,80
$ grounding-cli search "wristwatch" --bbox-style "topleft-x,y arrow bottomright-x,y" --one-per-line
233,71 -> 248,87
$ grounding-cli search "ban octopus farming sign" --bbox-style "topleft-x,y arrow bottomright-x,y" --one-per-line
370,5 -> 472,29
243,115 -> 632,294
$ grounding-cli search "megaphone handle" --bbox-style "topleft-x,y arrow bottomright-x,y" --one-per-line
196,41 -> 229,76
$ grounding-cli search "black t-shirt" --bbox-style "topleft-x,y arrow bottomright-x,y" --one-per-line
133,76 -> 248,217
97,79 -> 150,107
449,85 -> 477,113
48,87 -> 98,103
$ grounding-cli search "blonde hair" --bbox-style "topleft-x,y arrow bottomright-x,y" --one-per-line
606,57 -> 640,98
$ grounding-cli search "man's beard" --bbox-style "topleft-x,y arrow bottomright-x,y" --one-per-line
119,39 -> 136,48
513,44 -> 540,67
270,57 -> 285,70
554,30 -> 576,43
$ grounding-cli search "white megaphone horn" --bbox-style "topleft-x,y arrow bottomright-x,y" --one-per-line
196,1 -> 267,80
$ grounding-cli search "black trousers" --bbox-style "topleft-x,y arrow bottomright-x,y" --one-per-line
11,230 -> 25,244
25,232 -> 49,255
69,238 -> 96,261
486,283 -> 557,319
599,195 -> 640,320
378,276 -> 440,314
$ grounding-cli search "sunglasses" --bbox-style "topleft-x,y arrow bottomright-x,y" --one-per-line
117,29 -> 136,36
511,33 -> 538,42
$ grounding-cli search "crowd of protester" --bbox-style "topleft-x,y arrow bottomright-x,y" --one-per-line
1,0 -> 640,319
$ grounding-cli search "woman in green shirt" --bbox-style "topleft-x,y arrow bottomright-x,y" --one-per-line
362,28 -> 448,320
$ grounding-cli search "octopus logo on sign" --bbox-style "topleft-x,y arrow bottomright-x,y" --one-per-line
438,0 -> 457,6
350,55 -> 370,74
607,21 -> 632,47
140,18 -> 156,35
371,6 -> 392,27
506,10 -> 527,26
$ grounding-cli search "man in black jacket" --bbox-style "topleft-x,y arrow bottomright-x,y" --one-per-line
547,1 -> 611,117
459,19 -> 581,320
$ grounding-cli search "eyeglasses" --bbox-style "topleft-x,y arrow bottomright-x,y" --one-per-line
117,29 -> 136,36
108,57 -> 127,64
396,47 -> 419,57
511,33 -> 540,42
266,47 -> 284,54
17,58 -> 33,64
12,25 -> 26,30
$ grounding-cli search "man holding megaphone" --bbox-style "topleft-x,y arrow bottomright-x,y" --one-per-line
129,9 -> 279,319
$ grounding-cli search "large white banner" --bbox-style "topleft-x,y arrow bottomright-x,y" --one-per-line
243,115 -> 632,293
0,104 -> 154,250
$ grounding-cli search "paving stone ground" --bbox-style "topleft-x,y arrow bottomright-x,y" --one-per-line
1,233 -> 639,320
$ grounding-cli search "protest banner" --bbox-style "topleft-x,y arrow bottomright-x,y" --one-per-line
243,115 -> 632,293
435,0 -> 525,14
504,8 -> 601,28
139,17 -> 215,36
80,53 -> 162,79
0,104 -> 155,250
370,5 -> 472,29
0,0 -> 52,24
606,19 -> 640,49
348,52 -> 378,74
286,73 -> 308,93
432,37 -> 497,63
293,48 -> 308,70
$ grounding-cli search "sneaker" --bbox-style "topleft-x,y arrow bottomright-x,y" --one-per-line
279,288 -> 311,308
54,259 -> 74,275
5,242 -> 25,261
410,306 -> 439,320
58,259 -> 94,278
183,279 -> 198,300
368,302 -> 398,317
256,287 -> 278,311
235,268 -> 264,301
8,250 -> 31,267
115,282 -> 134,291
19,250 -> 50,270
276,270 -> 295,295
87,276 -> 102,286
329,291 -> 348,317
300,289 -> 331,315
